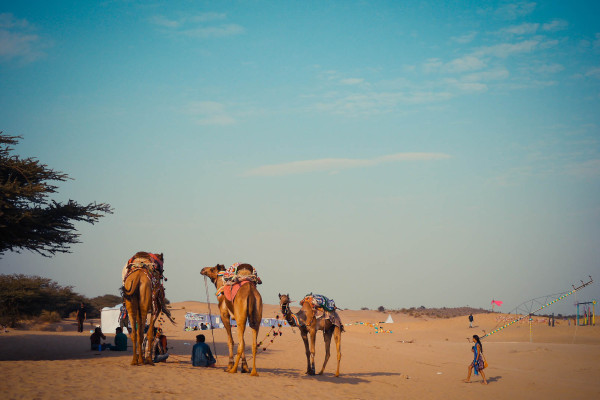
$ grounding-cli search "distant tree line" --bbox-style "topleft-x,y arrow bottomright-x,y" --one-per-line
0,274 -> 121,327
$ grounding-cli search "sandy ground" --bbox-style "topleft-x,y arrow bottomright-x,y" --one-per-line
1,301 -> 599,400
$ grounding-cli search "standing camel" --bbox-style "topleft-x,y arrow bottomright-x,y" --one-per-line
122,252 -> 172,365
279,293 -> 342,377
201,264 -> 263,376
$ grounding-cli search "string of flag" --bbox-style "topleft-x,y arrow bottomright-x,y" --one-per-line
482,277 -> 593,339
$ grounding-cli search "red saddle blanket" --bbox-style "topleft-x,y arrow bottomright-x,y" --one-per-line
219,280 -> 251,302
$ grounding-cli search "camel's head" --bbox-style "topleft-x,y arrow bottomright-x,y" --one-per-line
279,293 -> 291,314
200,264 -> 226,284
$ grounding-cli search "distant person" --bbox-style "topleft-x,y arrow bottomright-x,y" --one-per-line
76,302 -> 87,333
152,327 -> 169,363
90,327 -> 108,351
109,327 -> 127,351
118,305 -> 129,332
200,322 -> 207,330
463,334 -> 487,385
468,314 -> 474,328
192,334 -> 216,367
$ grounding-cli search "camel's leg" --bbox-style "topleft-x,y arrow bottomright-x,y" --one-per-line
318,326 -> 333,375
144,312 -> 158,365
334,326 -> 342,377
125,300 -> 139,366
249,296 -> 262,377
230,311 -> 248,374
250,325 -> 259,376
221,308 -> 235,372
308,327 -> 317,375
138,292 -> 152,365
300,329 -> 312,374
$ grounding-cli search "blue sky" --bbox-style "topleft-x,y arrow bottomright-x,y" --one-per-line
1,1 -> 599,315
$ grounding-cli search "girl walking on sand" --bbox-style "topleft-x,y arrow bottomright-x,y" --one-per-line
463,334 -> 487,385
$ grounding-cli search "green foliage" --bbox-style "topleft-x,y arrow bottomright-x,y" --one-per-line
0,132 -> 113,257
0,274 -> 120,327
89,294 -> 122,313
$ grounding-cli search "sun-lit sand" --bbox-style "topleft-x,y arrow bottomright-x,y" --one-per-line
1,301 -> 599,399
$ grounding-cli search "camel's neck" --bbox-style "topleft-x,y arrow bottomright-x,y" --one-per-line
282,306 -> 297,326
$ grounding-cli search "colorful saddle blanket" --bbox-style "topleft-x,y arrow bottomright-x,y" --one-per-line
302,293 -> 337,312
216,280 -> 251,302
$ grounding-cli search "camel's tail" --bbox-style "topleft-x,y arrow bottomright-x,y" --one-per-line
121,274 -> 140,299
161,303 -> 176,325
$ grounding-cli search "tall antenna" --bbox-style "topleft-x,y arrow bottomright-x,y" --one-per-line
481,276 -> 593,340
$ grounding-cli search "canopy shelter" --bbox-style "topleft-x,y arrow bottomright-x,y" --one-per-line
384,314 -> 394,323
184,312 -> 289,330
101,304 -> 128,334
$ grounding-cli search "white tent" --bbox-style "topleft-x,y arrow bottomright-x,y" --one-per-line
384,314 -> 394,323
101,304 -> 127,334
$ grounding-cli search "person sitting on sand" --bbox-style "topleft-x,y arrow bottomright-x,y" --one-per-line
463,334 -> 487,385
152,327 -> 169,363
191,334 -> 216,367
108,327 -> 127,351
90,327 -> 108,351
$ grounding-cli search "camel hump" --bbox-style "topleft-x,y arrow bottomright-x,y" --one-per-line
236,263 -> 254,275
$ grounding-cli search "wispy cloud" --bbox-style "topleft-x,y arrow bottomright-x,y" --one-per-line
182,24 -> 244,38
451,31 -> 478,44
185,101 -> 236,125
585,67 -> 600,78
150,13 -> 244,38
0,13 -> 46,63
501,22 -> 539,35
444,55 -> 487,73
542,19 -> 568,32
494,2 -> 537,20
312,90 -> 453,116
244,152 -> 452,176
475,39 -> 539,58
462,68 -> 510,82
424,56 -> 486,74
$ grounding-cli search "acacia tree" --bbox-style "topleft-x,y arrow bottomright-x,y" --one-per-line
0,132 -> 112,257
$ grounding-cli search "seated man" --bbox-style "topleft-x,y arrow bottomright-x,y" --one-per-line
191,334 -> 216,367
109,327 -> 127,351
152,327 -> 169,363
90,327 -> 108,351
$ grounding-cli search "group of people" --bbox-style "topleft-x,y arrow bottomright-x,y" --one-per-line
90,326 -> 127,351
86,320 -> 215,368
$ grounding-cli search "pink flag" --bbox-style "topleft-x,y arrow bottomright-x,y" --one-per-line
491,300 -> 503,306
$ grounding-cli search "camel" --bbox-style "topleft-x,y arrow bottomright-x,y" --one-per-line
279,293 -> 342,377
122,252 -> 172,366
201,264 -> 263,376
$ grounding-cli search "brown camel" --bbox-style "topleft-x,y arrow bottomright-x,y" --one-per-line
122,252 -> 171,366
279,293 -> 342,377
200,264 -> 263,376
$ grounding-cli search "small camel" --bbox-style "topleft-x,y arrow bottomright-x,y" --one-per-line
279,293 -> 342,377
122,252 -> 171,365
201,264 -> 263,376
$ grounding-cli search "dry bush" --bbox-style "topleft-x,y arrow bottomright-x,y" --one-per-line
39,310 -> 62,323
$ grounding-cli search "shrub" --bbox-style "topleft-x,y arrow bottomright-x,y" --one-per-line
39,310 -> 62,323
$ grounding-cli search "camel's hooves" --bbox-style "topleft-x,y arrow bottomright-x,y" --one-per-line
251,371 -> 259,377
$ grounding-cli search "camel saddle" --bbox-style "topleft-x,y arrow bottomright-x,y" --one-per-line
217,280 -> 252,302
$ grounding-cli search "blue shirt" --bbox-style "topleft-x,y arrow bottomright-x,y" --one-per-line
192,342 -> 215,367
